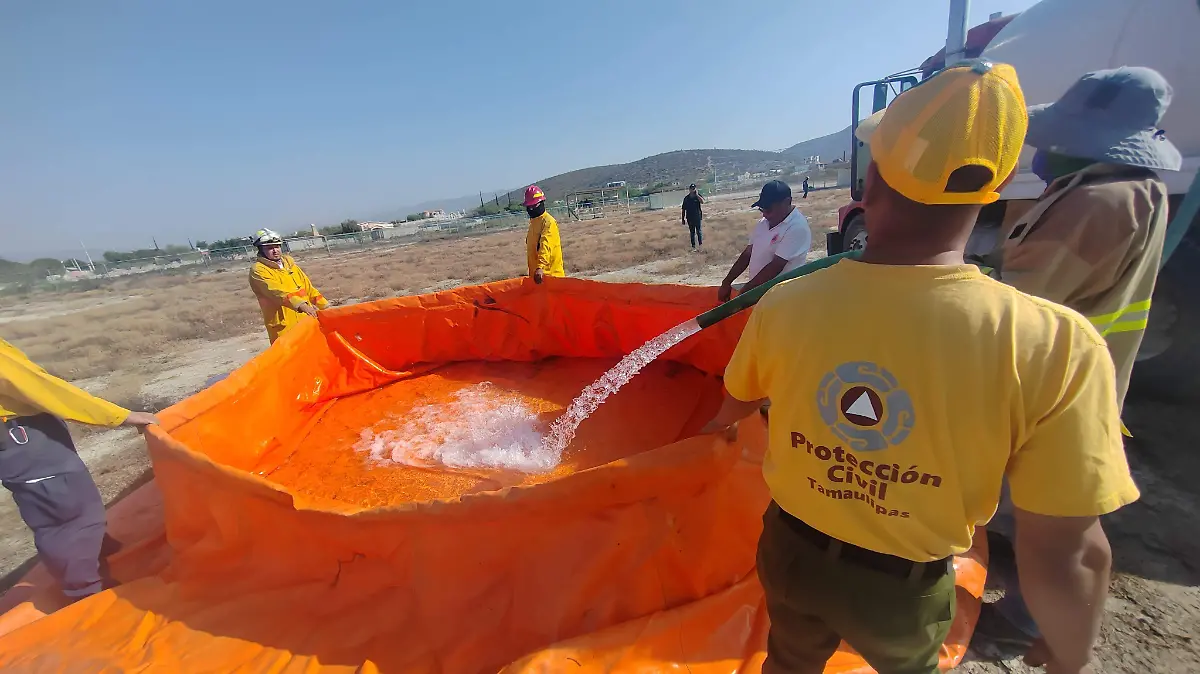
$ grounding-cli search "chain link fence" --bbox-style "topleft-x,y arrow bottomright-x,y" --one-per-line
1,207 -> 571,295
703,168 -> 843,197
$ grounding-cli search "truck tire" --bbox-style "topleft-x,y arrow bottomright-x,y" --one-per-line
844,213 -> 867,252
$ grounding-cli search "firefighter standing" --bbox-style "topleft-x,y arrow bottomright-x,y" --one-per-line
0,339 -> 159,600
995,66 -> 1180,409
703,61 -> 1137,674
523,185 -> 565,283
982,66 -> 1180,651
248,229 -> 331,343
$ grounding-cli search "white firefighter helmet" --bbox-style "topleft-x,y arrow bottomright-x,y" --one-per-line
252,229 -> 284,247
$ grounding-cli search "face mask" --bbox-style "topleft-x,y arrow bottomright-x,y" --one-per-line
526,202 -> 546,218
1031,149 -> 1054,186
1032,150 -> 1095,186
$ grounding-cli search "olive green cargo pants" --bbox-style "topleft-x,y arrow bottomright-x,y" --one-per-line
757,502 -> 957,674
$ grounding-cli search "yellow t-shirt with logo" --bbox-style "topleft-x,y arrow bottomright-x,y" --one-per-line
724,260 -> 1140,562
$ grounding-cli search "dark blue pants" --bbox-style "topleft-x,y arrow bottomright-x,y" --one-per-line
990,482 -> 1042,639
1,415 -> 108,598
687,218 -> 703,247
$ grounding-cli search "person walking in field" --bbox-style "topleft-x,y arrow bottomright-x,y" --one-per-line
523,185 -> 565,284
703,61 -> 1137,674
802,176 -> 810,199
0,338 -> 159,601
682,183 -> 705,251
717,180 -> 811,302
979,66 -> 1181,650
248,229 -> 330,343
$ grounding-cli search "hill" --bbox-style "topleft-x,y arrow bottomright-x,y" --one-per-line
781,125 -> 852,163
380,128 -> 854,217
492,148 -> 794,206
369,189 -> 517,221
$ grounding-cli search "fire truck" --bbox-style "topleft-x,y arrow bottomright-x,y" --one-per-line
827,0 -> 1200,402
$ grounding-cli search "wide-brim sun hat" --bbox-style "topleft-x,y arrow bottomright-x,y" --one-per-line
1025,66 -> 1182,171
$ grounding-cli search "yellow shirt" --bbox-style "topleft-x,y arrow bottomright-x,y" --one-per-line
724,260 -> 1140,561
525,213 -> 565,278
0,339 -> 130,426
248,255 -> 329,343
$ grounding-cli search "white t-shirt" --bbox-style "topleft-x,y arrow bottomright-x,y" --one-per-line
746,207 -> 812,279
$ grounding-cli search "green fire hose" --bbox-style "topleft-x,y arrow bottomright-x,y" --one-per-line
693,169 -> 1196,331
695,250 -> 862,329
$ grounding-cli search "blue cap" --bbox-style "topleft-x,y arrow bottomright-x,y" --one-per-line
751,180 -> 792,209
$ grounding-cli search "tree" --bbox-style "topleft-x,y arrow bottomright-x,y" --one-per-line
472,203 -> 505,217
207,237 -> 250,250
103,249 -> 158,263
339,219 -> 359,234
28,258 -> 65,276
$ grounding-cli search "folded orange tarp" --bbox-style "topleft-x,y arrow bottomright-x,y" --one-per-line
0,277 -> 986,672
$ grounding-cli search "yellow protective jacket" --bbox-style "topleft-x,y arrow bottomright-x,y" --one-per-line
0,339 -> 130,426
249,255 -> 329,343
525,212 -> 565,278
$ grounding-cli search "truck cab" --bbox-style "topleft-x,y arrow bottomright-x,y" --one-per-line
832,12 -> 1017,255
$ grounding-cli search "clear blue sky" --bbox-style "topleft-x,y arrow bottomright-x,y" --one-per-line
0,0 -> 1037,260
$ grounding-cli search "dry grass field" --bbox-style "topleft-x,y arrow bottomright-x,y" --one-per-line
0,190 -> 843,390
1,186 -> 1198,672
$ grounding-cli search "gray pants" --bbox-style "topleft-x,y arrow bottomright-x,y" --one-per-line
1,415 -> 108,599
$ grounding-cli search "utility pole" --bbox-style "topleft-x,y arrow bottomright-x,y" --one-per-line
80,240 -> 95,272
946,0 -> 971,67
480,192 -> 485,208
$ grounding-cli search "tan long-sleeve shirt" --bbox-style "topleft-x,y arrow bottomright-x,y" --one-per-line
997,164 -> 1169,409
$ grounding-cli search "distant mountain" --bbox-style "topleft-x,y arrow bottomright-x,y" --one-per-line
492,148 -> 794,205
369,189 -> 516,221
781,126 -> 852,163
375,128 -> 854,219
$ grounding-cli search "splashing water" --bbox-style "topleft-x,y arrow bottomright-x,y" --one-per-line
541,318 -> 701,458
356,318 -> 702,474
357,382 -> 555,473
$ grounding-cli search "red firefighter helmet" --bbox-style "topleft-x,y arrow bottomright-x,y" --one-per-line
523,185 -> 546,207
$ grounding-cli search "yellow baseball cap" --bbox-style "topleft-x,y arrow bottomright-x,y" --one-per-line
854,60 -> 1028,205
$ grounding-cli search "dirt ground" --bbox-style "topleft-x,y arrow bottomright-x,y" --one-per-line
1,188 -> 1197,671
